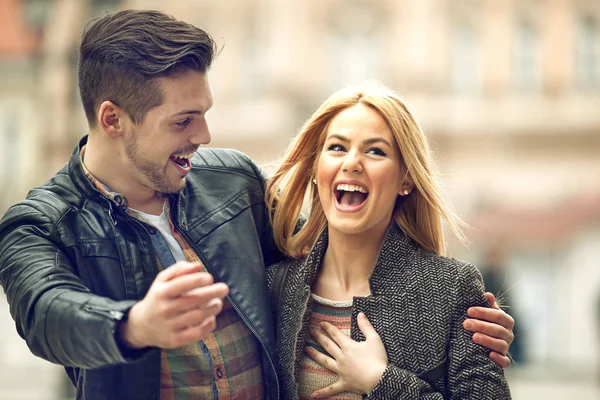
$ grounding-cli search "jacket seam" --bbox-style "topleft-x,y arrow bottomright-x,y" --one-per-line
187,188 -> 264,231
191,164 -> 258,180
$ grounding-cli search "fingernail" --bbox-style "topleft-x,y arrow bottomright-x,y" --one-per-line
358,312 -> 365,319
464,320 -> 473,329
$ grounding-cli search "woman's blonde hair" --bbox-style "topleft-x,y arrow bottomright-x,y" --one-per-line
266,82 -> 465,258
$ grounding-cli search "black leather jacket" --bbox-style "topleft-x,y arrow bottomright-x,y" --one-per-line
0,136 -> 285,400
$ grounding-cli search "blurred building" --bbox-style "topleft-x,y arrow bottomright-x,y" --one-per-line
0,0 -> 599,398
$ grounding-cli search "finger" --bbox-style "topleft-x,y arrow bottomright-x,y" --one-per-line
319,321 -> 350,350
162,273 -> 220,298
463,318 -> 514,345
169,288 -> 228,314
311,381 -> 345,398
169,315 -> 217,348
490,351 -> 511,369
484,292 -> 499,309
357,312 -> 379,340
305,346 -> 338,372
472,332 -> 510,355
466,307 -> 515,332
156,261 -> 203,282
310,327 -> 343,359
171,298 -> 224,329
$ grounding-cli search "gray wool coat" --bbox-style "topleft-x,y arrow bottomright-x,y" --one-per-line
266,223 -> 511,400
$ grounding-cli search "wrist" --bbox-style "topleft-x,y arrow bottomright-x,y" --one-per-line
116,304 -> 146,350
363,363 -> 387,394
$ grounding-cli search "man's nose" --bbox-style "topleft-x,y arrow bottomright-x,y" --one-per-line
189,119 -> 211,145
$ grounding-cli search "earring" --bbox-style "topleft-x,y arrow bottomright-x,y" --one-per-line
312,179 -> 317,185
403,189 -> 409,195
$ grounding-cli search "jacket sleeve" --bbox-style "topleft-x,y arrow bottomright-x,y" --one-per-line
366,263 -> 511,400
445,263 -> 511,399
365,364 -> 443,399
0,202 -> 147,369
242,152 -> 287,268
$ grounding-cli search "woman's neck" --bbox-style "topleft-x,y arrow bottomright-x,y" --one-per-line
313,224 -> 388,300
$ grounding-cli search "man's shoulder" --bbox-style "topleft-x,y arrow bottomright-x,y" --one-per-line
2,169 -> 81,226
191,148 -> 258,175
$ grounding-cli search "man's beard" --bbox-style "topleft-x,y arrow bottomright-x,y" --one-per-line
124,135 -> 185,194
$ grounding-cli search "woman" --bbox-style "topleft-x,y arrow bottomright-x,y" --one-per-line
265,82 -> 512,399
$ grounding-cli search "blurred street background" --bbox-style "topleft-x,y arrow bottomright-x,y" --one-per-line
1,0 -> 599,398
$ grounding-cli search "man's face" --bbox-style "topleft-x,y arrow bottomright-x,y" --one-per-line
123,70 -> 213,194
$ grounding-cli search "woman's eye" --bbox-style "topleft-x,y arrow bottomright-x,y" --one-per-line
175,117 -> 192,128
367,148 -> 387,156
327,144 -> 345,152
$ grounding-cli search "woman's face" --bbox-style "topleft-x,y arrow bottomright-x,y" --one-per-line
316,103 -> 405,237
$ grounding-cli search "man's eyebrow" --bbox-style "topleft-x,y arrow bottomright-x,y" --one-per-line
170,110 -> 202,117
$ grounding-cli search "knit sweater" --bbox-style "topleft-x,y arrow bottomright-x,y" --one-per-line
298,294 -> 361,400
266,223 -> 511,400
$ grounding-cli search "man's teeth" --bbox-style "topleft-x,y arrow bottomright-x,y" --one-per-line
336,184 -> 368,193
174,153 -> 194,160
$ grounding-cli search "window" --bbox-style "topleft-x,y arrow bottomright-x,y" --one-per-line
451,21 -> 481,95
575,16 -> 599,89
325,1 -> 383,90
237,8 -> 267,99
513,20 -> 542,93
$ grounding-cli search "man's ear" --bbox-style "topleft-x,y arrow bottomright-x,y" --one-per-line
97,101 -> 128,138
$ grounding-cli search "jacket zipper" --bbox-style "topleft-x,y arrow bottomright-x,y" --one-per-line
129,217 -> 162,400
179,228 -> 281,400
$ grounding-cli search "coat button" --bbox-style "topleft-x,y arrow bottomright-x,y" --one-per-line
215,367 -> 223,379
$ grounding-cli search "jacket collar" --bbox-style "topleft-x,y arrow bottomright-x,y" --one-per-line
68,135 -> 188,226
297,222 -> 418,294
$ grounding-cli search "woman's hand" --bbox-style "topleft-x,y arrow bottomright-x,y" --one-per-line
464,292 -> 515,368
306,312 -> 388,398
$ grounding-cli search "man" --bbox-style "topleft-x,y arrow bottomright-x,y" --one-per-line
0,9 -> 514,400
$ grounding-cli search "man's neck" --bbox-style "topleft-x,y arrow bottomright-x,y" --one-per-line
83,136 -> 165,215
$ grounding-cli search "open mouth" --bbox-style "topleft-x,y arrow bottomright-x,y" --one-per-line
169,152 -> 194,175
335,183 -> 369,209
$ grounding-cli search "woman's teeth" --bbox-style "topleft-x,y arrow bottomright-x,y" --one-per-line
335,184 -> 368,193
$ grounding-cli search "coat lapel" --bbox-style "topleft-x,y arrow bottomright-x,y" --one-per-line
277,229 -> 328,399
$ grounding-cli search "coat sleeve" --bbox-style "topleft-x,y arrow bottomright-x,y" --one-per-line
366,262 -> 511,400
365,364 -> 444,399
0,202 -> 148,369
445,263 -> 511,399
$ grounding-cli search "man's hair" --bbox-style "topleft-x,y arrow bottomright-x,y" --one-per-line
78,9 -> 217,127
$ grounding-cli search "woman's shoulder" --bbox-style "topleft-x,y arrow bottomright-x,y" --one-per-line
265,257 -> 304,290
390,242 -> 484,292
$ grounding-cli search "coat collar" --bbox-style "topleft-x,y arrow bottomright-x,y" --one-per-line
297,222 -> 419,294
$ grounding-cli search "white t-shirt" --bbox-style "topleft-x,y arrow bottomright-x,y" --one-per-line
129,201 -> 186,263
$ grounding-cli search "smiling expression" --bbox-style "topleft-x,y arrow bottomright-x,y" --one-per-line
122,70 -> 213,194
316,103 -> 405,237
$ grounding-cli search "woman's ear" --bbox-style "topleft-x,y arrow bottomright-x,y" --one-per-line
398,176 -> 415,196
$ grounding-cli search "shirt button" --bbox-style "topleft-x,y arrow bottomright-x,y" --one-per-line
215,367 -> 223,379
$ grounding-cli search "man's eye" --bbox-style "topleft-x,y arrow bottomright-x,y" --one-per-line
175,117 -> 192,128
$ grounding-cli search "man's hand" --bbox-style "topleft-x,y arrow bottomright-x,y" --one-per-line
464,292 -> 515,368
119,261 -> 229,349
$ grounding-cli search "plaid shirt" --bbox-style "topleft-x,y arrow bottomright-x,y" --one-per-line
80,147 -> 264,399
